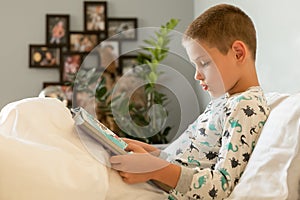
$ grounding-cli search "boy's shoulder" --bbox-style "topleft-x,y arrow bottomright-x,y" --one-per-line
227,86 -> 267,106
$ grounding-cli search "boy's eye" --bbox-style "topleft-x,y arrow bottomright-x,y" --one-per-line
199,60 -> 211,67
190,59 -> 211,69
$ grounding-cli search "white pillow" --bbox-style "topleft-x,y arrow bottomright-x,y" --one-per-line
0,97 -> 168,200
227,93 -> 300,200
0,97 -> 109,200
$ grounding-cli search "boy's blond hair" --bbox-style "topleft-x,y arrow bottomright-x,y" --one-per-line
183,4 -> 257,60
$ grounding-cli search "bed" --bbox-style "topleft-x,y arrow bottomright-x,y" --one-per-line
0,92 -> 299,200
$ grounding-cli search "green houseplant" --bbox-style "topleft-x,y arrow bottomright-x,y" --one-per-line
131,18 -> 179,143
98,18 -> 179,144
73,18 -> 179,144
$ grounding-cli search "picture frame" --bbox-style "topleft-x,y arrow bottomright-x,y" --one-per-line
42,82 -> 73,108
29,45 -> 61,68
60,52 -> 85,82
46,14 -> 70,47
119,55 -> 138,75
84,1 -> 107,37
98,40 -> 120,71
108,18 -> 138,40
69,31 -> 99,53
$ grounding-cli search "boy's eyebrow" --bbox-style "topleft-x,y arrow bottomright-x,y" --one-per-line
193,55 -> 207,62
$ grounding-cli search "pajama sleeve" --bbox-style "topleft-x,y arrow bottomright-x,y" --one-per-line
169,94 -> 270,199
160,114 -> 206,162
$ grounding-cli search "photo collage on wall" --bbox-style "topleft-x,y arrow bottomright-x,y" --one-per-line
28,1 -> 139,107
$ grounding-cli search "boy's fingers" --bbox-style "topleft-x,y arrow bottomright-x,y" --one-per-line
122,138 -> 133,143
111,163 -> 123,171
109,155 -> 123,164
125,143 -> 138,151
125,143 -> 146,153
110,156 -> 125,171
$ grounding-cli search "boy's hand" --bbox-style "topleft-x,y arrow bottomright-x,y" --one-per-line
110,143 -> 168,173
122,138 -> 160,156
110,143 -> 170,184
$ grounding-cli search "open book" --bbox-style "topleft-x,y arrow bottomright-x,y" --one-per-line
71,107 -> 128,155
72,107 -> 171,192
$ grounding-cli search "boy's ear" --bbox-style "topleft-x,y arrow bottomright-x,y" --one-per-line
232,40 -> 246,62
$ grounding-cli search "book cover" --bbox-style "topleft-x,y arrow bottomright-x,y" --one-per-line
71,107 -> 128,155
72,107 -> 170,192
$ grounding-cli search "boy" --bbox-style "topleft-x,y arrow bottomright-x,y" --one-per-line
110,4 -> 270,199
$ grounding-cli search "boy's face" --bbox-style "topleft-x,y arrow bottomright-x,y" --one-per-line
185,40 -> 240,98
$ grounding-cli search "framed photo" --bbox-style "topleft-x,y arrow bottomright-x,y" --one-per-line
84,1 -> 107,35
119,55 -> 138,75
46,14 -> 69,46
29,45 -> 61,68
69,31 -> 99,53
98,40 -> 120,71
60,52 -> 85,82
42,82 -> 73,108
108,18 -> 138,40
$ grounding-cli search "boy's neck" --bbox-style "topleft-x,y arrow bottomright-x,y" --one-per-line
227,63 -> 260,95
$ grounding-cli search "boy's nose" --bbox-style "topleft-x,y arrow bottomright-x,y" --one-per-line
194,70 -> 204,81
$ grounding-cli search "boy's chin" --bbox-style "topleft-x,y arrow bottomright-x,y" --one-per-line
208,91 -> 225,99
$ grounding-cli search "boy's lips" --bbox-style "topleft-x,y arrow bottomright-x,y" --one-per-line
201,84 -> 208,91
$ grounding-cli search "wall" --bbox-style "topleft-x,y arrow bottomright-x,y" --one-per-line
0,0 -> 201,141
194,0 -> 300,101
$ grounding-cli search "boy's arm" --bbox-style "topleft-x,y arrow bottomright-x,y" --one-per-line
110,143 -> 180,185
168,94 -> 270,199
151,163 -> 181,188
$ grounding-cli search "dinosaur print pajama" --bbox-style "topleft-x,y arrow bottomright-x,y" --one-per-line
162,86 -> 270,200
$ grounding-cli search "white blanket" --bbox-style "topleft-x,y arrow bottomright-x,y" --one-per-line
0,97 -> 167,200
3,94 -> 299,200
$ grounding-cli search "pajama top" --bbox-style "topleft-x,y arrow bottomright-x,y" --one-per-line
163,86 -> 270,200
